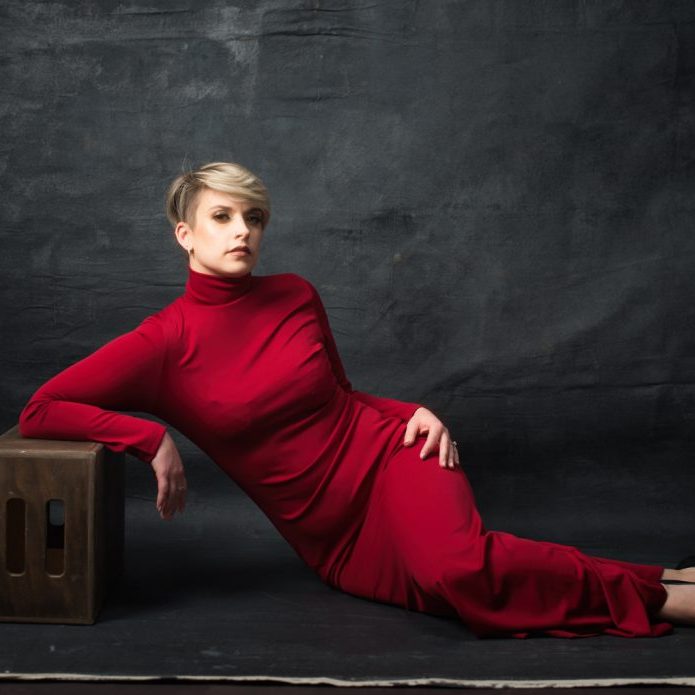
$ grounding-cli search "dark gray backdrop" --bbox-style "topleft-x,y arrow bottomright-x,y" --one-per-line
2,0 -> 694,559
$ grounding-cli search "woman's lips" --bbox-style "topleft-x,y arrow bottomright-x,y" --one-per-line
229,249 -> 250,255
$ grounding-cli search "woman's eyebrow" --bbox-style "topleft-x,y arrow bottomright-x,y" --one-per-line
208,205 -> 263,214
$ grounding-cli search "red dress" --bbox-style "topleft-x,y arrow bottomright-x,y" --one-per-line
19,266 -> 672,639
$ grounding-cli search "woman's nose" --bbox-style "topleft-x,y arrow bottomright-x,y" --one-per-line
231,215 -> 252,236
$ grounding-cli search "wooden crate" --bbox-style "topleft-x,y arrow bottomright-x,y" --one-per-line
0,424 -> 125,624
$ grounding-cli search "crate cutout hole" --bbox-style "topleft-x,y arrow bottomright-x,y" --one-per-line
46,498 -> 65,576
5,497 -> 26,574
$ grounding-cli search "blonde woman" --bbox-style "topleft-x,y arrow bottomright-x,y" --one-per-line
19,161 -> 695,638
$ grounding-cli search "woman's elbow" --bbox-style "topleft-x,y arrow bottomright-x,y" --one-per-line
18,397 -> 48,438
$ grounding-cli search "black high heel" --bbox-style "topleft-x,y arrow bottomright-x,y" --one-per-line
675,555 -> 695,570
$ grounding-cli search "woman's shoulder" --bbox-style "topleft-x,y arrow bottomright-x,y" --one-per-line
246,273 -> 326,317
257,271 -> 318,298
134,298 -> 185,348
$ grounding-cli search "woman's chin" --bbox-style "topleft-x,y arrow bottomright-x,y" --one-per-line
192,255 -> 256,276
224,253 -> 255,270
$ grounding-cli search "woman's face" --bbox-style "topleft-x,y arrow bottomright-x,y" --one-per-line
175,187 -> 265,277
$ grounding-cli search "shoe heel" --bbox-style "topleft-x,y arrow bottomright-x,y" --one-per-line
675,555 -> 695,570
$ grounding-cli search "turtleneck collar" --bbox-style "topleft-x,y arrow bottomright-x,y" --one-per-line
184,265 -> 254,306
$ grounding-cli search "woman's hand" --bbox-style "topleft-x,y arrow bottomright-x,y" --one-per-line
403,407 -> 460,469
149,430 -> 187,520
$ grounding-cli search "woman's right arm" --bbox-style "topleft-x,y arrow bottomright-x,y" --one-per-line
18,314 -> 169,465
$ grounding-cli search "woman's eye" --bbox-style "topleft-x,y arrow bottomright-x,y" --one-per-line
212,212 -> 262,225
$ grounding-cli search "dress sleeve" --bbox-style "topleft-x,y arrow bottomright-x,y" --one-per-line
305,278 -> 425,423
18,314 -> 169,464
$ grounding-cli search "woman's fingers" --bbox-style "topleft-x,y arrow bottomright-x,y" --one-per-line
419,428 -> 438,461
420,427 -> 451,468
447,432 -> 459,469
439,430 -> 450,468
149,433 -> 187,520
156,474 -> 187,520
419,428 -> 459,470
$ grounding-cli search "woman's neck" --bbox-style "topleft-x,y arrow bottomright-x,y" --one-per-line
183,265 -> 253,305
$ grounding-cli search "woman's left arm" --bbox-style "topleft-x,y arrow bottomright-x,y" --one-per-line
305,278 -> 460,469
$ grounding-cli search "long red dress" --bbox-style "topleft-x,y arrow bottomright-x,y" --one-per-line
18,266 -> 672,639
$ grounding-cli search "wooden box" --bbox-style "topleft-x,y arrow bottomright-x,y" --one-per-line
0,424 -> 125,624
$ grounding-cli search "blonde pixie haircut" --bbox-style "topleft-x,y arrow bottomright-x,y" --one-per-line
165,161 -> 271,229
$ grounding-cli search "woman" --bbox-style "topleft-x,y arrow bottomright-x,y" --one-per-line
18,161 -> 695,638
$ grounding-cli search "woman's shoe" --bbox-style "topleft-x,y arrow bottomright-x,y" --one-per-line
675,555 -> 695,570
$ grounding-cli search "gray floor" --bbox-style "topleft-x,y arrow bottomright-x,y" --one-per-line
1,439 -> 694,686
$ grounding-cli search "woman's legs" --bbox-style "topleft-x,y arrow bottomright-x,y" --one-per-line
655,582 -> 695,623
333,442 -> 676,639
661,567 -> 695,582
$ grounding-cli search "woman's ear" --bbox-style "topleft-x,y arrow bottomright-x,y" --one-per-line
174,221 -> 192,253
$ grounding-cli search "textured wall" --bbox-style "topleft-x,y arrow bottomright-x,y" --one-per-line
2,1 -> 695,544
